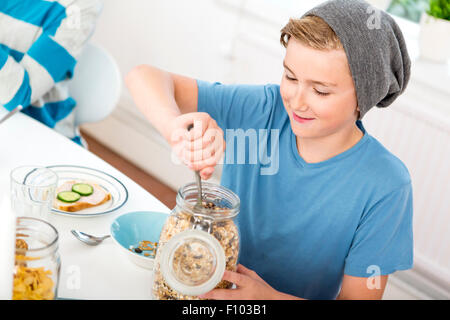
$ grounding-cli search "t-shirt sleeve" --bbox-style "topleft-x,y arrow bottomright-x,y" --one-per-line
196,79 -> 279,130
344,182 -> 414,277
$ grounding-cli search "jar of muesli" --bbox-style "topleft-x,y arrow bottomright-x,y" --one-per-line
152,182 -> 240,300
13,217 -> 61,300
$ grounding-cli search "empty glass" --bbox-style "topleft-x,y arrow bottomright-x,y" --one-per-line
10,166 -> 58,220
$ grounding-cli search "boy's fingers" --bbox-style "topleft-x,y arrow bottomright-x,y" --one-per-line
236,264 -> 267,284
186,115 -> 212,141
187,123 -> 221,145
183,134 -> 225,163
188,158 -> 215,171
201,125 -> 223,146
185,130 -> 224,152
221,270 -> 249,288
199,167 -> 214,180
171,138 -> 189,162
185,135 -> 213,151
183,141 -> 217,162
187,123 -> 204,141
170,127 -> 185,144
199,288 -> 241,300
187,144 -> 224,171
175,112 -> 198,128
172,113 -> 209,141
236,264 -> 253,275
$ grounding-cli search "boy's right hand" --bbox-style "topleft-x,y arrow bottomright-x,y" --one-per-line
168,112 -> 225,180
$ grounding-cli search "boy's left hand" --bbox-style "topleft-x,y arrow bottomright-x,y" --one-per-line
199,264 -> 284,300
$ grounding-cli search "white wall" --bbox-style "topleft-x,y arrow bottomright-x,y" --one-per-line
90,0 -> 241,82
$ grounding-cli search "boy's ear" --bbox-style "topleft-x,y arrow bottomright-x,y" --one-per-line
355,106 -> 361,120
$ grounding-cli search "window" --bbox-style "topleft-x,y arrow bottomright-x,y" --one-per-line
386,0 -> 429,23
257,0 -> 429,24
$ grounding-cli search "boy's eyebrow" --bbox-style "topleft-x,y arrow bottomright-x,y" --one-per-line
283,60 -> 337,87
283,60 -> 295,75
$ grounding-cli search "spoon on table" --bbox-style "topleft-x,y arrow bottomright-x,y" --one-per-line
71,230 -> 110,246
187,123 -> 204,211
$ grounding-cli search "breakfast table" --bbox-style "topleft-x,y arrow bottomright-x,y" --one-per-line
0,109 -> 171,300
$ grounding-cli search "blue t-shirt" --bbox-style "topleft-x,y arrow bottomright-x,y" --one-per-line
196,80 -> 414,300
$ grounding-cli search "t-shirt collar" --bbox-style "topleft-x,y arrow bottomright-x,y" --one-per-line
290,120 -> 369,168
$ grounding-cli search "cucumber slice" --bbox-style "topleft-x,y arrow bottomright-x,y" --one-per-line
72,183 -> 94,196
57,191 -> 81,203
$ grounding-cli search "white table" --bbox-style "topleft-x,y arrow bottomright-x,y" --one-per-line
0,110 -> 171,299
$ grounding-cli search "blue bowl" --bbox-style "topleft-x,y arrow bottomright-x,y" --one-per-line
110,211 -> 169,269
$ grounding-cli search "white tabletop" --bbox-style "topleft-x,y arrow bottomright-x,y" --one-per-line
0,110 -> 170,299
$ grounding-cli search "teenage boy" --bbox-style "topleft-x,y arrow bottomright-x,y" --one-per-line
126,0 -> 413,300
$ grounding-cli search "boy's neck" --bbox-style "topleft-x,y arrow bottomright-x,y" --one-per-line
296,123 -> 364,164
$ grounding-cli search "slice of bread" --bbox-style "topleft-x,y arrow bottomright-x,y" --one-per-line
54,180 -> 111,212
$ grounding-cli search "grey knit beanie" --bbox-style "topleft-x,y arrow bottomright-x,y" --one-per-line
302,0 -> 411,119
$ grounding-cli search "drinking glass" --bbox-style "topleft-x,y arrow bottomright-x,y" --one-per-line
10,166 -> 58,220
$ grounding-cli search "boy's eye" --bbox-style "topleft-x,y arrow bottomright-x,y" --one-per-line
284,74 -> 296,81
314,89 -> 330,96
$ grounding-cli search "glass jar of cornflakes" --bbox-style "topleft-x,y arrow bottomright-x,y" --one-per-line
13,217 -> 61,300
152,182 -> 240,300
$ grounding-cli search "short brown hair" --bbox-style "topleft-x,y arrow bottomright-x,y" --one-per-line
280,15 -> 343,50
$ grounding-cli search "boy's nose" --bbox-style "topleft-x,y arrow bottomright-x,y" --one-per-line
291,97 -> 309,112
293,103 -> 309,112
291,87 -> 309,112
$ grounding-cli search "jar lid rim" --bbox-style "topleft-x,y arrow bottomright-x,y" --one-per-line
160,229 -> 226,296
15,217 -> 59,253
176,182 -> 240,218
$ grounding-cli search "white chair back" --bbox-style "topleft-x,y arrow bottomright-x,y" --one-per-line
69,43 -> 121,126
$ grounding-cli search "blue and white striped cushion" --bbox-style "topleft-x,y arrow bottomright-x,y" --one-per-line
0,0 -> 101,146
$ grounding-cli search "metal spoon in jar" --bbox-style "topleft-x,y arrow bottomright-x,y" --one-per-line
71,230 -> 110,246
187,123 -> 203,211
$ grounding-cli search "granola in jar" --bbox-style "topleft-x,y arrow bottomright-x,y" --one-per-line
13,217 -> 61,300
152,182 -> 240,300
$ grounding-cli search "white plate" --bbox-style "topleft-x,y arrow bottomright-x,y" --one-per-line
48,165 -> 128,217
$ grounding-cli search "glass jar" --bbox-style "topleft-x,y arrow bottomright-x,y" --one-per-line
13,217 -> 61,300
152,182 -> 240,300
